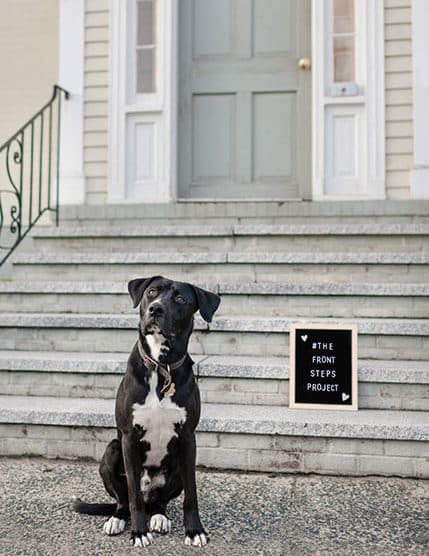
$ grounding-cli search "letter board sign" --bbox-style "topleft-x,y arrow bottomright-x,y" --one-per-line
289,324 -> 358,411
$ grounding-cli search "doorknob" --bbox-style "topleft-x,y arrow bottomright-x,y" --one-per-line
298,58 -> 311,70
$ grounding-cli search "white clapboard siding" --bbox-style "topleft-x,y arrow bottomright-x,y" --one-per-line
84,0 -> 109,205
81,0 -> 415,204
384,0 -> 413,200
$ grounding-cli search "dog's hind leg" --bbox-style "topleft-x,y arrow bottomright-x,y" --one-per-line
100,438 -> 130,536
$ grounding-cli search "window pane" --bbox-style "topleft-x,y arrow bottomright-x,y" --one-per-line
137,0 -> 155,46
333,0 -> 354,34
333,36 -> 354,82
137,49 -> 155,93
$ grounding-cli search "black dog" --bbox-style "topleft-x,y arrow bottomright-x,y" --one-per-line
73,276 -> 220,548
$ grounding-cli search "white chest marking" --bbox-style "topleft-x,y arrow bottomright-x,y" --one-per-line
132,373 -> 187,467
145,330 -> 169,361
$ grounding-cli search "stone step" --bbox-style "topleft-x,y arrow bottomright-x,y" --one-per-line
0,281 -> 428,318
1,313 -> 427,360
0,351 -> 426,411
31,223 -> 429,252
0,395 -> 427,477
57,199 -> 429,226
10,251 -> 429,282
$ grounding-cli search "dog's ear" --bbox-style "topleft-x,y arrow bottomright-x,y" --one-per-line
128,276 -> 162,308
191,285 -> 221,323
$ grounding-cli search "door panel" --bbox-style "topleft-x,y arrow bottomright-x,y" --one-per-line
253,92 -> 295,181
178,0 -> 311,199
192,94 -> 235,182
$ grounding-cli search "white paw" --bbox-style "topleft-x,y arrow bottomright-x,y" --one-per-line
149,514 -> 171,534
131,532 -> 154,548
103,516 -> 126,536
184,533 -> 208,547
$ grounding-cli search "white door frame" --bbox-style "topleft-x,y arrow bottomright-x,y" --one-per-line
108,0 -> 386,203
312,0 -> 386,200
108,0 -> 178,203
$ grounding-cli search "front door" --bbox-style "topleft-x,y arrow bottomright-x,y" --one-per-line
178,0 -> 311,200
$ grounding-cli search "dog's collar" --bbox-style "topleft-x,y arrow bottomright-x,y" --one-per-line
137,340 -> 187,397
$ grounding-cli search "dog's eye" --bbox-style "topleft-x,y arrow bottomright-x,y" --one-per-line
176,295 -> 186,304
147,289 -> 158,298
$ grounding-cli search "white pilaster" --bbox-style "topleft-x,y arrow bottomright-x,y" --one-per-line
58,0 -> 85,205
411,0 -> 429,199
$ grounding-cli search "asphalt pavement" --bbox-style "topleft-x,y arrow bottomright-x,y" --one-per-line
0,457 -> 427,556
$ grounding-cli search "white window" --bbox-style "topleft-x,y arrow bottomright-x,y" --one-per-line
312,0 -> 385,200
135,0 -> 157,94
110,0 -> 177,203
332,0 -> 355,83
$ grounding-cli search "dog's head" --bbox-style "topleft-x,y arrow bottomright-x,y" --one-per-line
128,276 -> 221,345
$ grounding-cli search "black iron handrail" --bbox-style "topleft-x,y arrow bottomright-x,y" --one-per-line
0,84 -> 69,265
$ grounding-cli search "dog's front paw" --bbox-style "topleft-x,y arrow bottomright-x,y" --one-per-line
184,532 -> 209,547
103,516 -> 126,536
149,514 -> 171,534
130,531 -> 154,548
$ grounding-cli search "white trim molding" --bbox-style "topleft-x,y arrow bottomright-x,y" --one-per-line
109,0 -> 178,203
312,0 -> 385,200
58,0 -> 85,205
411,0 -> 429,199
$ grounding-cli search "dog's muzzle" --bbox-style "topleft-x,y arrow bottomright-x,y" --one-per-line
143,303 -> 174,339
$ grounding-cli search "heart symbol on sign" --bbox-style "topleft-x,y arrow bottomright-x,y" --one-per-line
301,335 -> 308,342
342,393 -> 350,402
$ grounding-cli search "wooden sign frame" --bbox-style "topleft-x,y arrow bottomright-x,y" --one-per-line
289,323 -> 358,411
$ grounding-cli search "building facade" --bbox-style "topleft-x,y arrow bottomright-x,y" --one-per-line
0,0 -> 428,205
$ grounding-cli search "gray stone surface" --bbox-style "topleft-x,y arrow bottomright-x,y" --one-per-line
32,222 -> 429,238
0,281 -> 130,294
1,351 -> 427,384
1,280 -> 428,297
51,198 -> 429,222
198,356 -> 429,383
0,457 -> 427,556
1,312 -> 428,336
0,396 -> 428,441
0,395 -> 115,427
12,252 -> 228,264
233,223 -> 429,235
227,252 -> 429,264
217,281 -> 429,296
33,225 -> 234,238
0,279 -> 426,295
199,403 -> 429,441
11,251 -> 429,265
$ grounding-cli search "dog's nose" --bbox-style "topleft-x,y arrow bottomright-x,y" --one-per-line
148,303 -> 164,316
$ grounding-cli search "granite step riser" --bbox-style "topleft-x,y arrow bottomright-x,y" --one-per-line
32,236 -> 429,253
11,263 -> 429,284
55,199 -> 429,221
0,292 -> 427,319
0,370 -> 426,411
0,423 -> 426,478
2,329 -> 427,360
56,216 -> 429,226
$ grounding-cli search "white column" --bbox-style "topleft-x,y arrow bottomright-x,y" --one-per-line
411,0 -> 429,199
58,0 -> 85,205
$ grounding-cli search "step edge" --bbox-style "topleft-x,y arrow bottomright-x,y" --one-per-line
0,406 -> 427,441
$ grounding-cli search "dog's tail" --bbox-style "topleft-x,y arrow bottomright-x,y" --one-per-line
72,498 -> 116,516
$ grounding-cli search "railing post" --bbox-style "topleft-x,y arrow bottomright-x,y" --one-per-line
56,88 -> 63,227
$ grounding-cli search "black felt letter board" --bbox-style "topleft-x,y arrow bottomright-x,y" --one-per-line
289,324 -> 358,411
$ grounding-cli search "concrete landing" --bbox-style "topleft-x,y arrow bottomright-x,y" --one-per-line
0,457 -> 427,556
